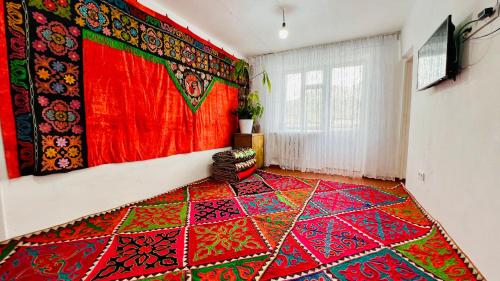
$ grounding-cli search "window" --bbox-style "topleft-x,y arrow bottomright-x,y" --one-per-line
330,66 -> 363,129
284,73 -> 301,130
283,66 -> 363,132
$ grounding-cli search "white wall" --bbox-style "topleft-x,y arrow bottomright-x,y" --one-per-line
0,2 -> 240,241
402,0 -> 500,279
138,0 -> 244,59
0,147 -> 227,240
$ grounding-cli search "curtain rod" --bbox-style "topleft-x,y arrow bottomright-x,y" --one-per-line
251,31 -> 401,58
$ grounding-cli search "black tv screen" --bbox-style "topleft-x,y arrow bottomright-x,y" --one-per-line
417,15 -> 456,91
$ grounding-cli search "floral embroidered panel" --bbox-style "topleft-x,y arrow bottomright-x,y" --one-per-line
0,0 -> 241,178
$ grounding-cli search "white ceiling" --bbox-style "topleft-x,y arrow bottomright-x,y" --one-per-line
148,0 -> 415,57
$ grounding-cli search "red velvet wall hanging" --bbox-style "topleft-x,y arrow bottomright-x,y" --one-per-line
0,0 -> 241,178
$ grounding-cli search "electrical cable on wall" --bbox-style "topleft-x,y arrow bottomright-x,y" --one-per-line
470,26 -> 500,39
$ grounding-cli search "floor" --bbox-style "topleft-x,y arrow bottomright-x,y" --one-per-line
264,166 -> 403,189
0,170 -> 482,280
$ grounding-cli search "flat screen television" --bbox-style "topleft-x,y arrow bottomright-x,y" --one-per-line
417,15 -> 457,91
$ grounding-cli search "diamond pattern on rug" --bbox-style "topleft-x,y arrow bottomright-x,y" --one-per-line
87,228 -> 185,281
299,201 -> 329,220
293,216 -> 380,264
238,191 -> 295,215
0,238 -> 108,280
329,248 -> 434,281
310,191 -> 371,215
26,208 -> 129,243
260,235 -> 319,281
340,187 -> 404,206
139,188 -> 187,206
253,211 -> 298,247
281,188 -> 314,206
191,255 -> 268,281
257,170 -> 285,180
316,180 -> 363,193
190,198 -> 245,225
189,180 -> 234,201
396,228 -> 478,281
0,171 -> 483,281
379,198 -> 433,226
266,177 -> 312,191
339,209 -> 430,245
118,203 -> 187,233
187,217 -> 269,266
231,180 -> 274,196
241,173 -> 264,183
297,177 -> 320,187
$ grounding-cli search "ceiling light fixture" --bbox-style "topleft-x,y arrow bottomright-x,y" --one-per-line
279,8 -> 288,39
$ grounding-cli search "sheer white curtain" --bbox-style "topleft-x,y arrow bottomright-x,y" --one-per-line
250,34 -> 405,180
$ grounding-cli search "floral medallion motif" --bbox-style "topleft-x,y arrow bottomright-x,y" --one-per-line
181,45 -> 196,65
140,25 -> 163,55
40,99 -> 81,133
28,0 -> 71,19
75,0 -> 110,33
34,16 -> 80,60
110,7 -> 139,46
41,135 -> 84,171
34,54 -> 80,96
164,34 -> 182,61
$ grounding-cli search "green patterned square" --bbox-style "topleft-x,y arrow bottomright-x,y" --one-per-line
118,203 -> 187,233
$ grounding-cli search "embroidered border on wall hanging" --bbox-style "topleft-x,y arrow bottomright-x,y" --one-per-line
0,0 -> 242,178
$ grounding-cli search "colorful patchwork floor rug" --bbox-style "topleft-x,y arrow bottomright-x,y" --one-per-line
0,171 -> 483,280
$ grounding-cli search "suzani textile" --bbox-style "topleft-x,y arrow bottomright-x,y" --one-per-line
0,171 -> 483,280
0,0 -> 240,178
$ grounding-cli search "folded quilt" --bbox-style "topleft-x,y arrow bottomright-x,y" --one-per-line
212,148 -> 256,163
213,164 -> 256,183
213,158 -> 256,173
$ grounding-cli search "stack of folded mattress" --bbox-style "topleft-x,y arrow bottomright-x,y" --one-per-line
212,148 -> 257,183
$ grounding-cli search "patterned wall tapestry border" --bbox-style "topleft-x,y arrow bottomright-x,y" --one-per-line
1,0 -> 240,177
83,30 -> 238,113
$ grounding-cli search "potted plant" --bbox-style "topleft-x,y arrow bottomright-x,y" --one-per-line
233,60 -> 271,133
236,91 -> 264,133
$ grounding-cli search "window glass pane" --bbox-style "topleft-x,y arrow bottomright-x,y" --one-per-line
284,73 -> 302,129
306,70 -> 323,85
330,66 -> 363,129
304,87 -> 322,130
